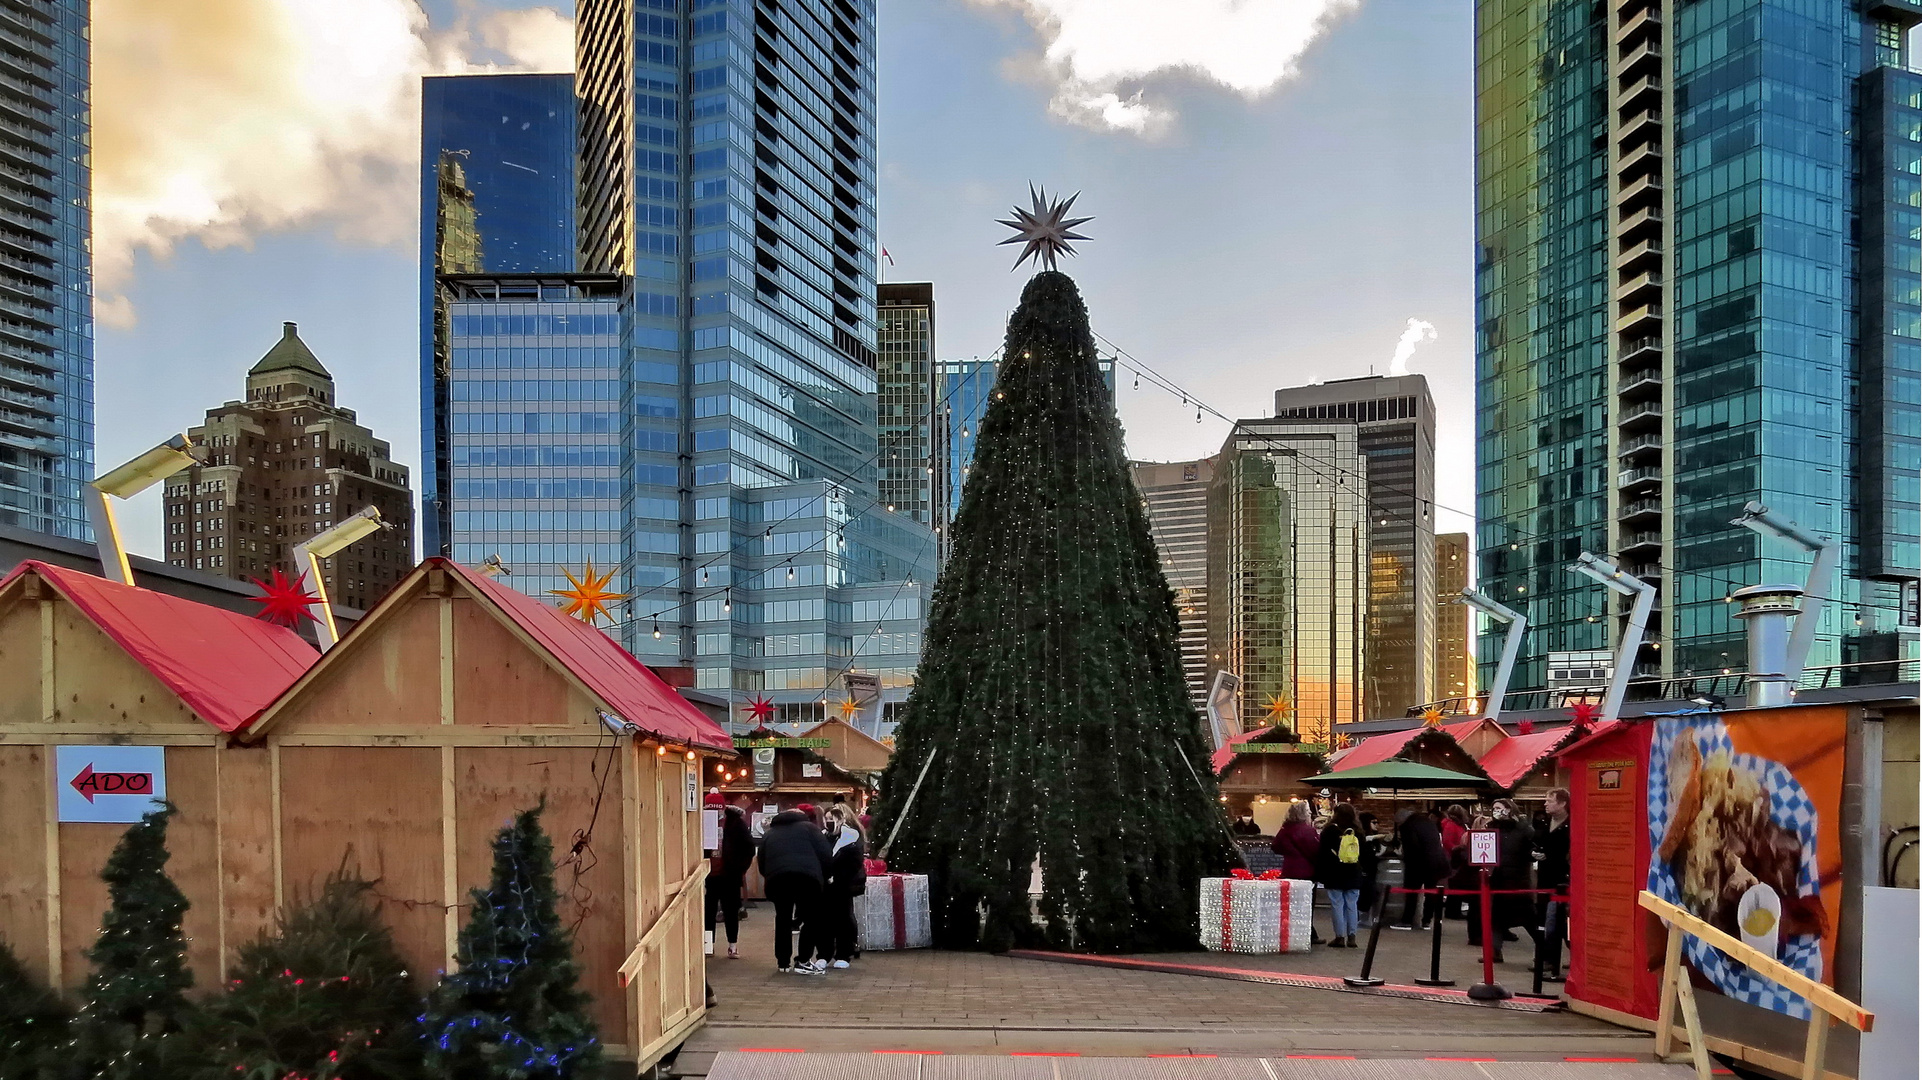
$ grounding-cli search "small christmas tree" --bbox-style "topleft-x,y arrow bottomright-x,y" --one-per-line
193,875 -> 424,1080
65,802 -> 196,1079
421,803 -> 601,1079
874,252 -> 1236,952
0,937 -> 70,1079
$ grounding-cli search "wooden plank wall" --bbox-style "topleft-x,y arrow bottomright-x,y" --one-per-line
279,745 -> 445,982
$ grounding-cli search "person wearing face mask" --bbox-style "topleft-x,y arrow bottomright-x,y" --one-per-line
820,805 -> 869,968
1488,798 -> 1543,963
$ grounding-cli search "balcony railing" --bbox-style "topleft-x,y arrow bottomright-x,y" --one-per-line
1618,465 -> 1662,488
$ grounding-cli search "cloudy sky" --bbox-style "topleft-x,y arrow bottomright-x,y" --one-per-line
96,0 -> 1476,559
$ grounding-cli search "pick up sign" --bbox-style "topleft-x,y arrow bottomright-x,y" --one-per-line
57,746 -> 166,823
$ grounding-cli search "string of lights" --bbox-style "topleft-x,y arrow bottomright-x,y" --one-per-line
1096,330 -> 1915,621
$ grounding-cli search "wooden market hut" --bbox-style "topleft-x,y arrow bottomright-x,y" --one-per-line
0,557 -> 733,1072
1212,726 -> 1326,833
0,559 -> 318,997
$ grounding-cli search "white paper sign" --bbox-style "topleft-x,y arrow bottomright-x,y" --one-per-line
682,764 -> 698,812
801,762 -> 823,778
701,808 -> 721,851
57,745 -> 166,823
1468,828 -> 1499,867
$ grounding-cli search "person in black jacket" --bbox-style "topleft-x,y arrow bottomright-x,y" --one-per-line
705,796 -> 755,959
1392,808 -> 1449,930
1535,787 -> 1572,978
820,804 -> 868,967
757,807 -> 831,973
1489,798 -> 1544,963
1316,803 -> 1367,948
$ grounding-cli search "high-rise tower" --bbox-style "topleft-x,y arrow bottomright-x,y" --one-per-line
419,74 -> 578,560
574,0 -> 934,715
1273,375 -> 1437,716
1475,0 -> 1922,693
1133,457 -> 1214,714
877,282 -> 945,543
0,0 -> 91,540
1208,420 -> 1371,745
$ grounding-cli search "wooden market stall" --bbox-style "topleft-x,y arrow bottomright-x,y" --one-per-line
0,557 -> 732,1072
1211,725 -> 1326,834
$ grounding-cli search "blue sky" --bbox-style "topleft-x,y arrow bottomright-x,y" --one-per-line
99,0 -> 1476,559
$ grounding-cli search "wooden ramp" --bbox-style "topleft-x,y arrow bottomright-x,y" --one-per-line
704,1052 -> 1696,1080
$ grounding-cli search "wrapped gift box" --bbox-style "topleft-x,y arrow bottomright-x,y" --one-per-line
854,872 -> 931,950
1199,875 -> 1313,953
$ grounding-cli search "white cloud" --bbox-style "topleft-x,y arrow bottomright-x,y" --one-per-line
1389,317 -> 1437,376
980,0 -> 1360,134
92,0 -> 574,329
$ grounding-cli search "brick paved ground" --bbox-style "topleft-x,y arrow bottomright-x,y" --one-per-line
687,901 -> 1647,1063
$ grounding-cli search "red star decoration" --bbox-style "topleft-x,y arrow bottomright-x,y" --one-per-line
744,696 -> 775,724
1516,719 -> 1536,735
1568,702 -> 1601,729
247,567 -> 323,628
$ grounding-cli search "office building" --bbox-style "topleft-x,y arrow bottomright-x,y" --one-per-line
877,283 -> 945,541
1208,420 -> 1370,746
567,0 -> 934,712
438,275 -> 626,606
163,324 -> 413,609
1434,531 -> 1475,705
1132,457 -> 1214,714
420,74 -> 578,558
1274,374 -> 1437,716
941,355 -> 999,521
0,0 -> 91,540
1475,0 -> 1922,690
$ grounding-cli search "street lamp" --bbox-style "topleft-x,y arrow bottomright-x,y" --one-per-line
1570,552 -> 1657,723
1459,587 -> 1526,723
290,505 -> 389,651
87,434 -> 202,586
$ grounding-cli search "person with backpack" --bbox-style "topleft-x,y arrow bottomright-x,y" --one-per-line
1316,802 -> 1367,948
820,804 -> 868,968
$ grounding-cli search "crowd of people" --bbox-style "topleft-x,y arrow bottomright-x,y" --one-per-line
1264,789 -> 1572,964
704,796 -> 870,976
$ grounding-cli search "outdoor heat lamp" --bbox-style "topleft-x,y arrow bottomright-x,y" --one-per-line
1569,552 -> 1657,724
87,433 -> 204,587
1730,501 -> 1836,707
291,505 -> 390,651
1459,587 -> 1526,723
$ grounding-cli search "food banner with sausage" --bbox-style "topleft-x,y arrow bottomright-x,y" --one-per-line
1646,709 -> 1844,1020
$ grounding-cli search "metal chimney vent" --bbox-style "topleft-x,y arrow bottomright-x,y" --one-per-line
1732,583 -> 1804,708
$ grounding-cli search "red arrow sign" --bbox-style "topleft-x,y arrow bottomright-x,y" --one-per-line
70,763 -> 155,803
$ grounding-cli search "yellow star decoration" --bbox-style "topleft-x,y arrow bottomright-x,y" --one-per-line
836,697 -> 861,720
1262,694 -> 1293,726
1420,706 -> 1446,728
550,561 -> 627,624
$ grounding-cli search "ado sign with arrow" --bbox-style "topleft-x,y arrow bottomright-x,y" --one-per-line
69,762 -> 155,802
56,746 -> 166,822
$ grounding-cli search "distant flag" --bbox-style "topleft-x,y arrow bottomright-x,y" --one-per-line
881,247 -> 895,267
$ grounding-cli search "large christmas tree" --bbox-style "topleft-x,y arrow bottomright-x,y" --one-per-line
875,199 -> 1234,952
421,803 -> 600,1079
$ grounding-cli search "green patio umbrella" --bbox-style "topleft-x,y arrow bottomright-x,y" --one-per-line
1300,760 -> 1492,788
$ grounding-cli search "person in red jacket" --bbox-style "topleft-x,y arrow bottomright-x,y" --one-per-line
1270,800 -> 1324,944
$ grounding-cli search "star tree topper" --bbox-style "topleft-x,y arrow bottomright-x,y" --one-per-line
996,184 -> 1093,272
550,561 -> 626,624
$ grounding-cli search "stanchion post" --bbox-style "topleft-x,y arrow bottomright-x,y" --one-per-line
1344,887 -> 1389,987
1531,897 -> 1548,997
1414,886 -> 1455,987
1467,867 -> 1510,1001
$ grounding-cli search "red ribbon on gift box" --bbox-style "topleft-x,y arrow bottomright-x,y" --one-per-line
889,873 -> 908,950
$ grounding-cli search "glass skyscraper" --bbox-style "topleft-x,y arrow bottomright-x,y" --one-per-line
1132,457 -> 1214,714
1273,374 -> 1438,716
571,0 -> 935,715
1475,0 -> 1922,694
876,282 -> 944,542
419,73 -> 578,559
1208,420 -> 1370,746
0,0 -> 91,540
940,355 -> 999,523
